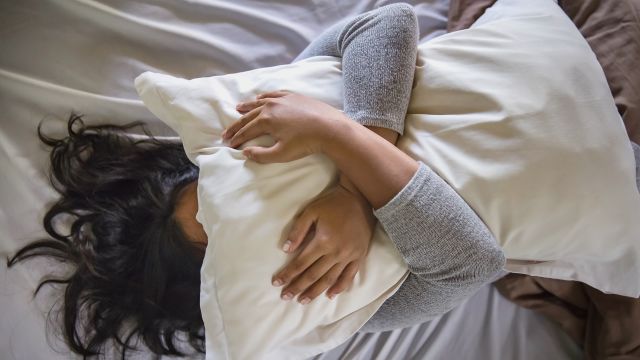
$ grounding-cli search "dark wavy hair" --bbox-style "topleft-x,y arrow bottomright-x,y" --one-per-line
7,114 -> 206,359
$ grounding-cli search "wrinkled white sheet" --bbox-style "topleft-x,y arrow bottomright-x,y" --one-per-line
0,0 -> 581,359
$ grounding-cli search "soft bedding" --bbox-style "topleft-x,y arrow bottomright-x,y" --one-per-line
136,59 -> 411,358
0,0 -> 586,359
448,0 -> 640,358
495,273 -> 640,360
134,0 -> 639,357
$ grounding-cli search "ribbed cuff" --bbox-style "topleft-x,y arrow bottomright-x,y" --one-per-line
349,114 -> 405,136
371,160 -> 505,283
373,161 -> 429,220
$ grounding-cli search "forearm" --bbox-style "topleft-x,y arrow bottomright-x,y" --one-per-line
338,126 -> 399,201
325,119 -> 418,210
293,3 -> 417,203
325,116 -> 505,331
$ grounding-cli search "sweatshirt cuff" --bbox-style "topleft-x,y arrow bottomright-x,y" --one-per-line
348,113 -> 405,136
373,161 -> 429,220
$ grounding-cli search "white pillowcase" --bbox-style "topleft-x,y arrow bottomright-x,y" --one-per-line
400,0 -> 640,297
135,0 -> 640,358
136,56 -> 410,359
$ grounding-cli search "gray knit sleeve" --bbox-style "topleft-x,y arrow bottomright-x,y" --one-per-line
291,3 -> 505,333
292,3 -> 418,135
359,162 -> 506,333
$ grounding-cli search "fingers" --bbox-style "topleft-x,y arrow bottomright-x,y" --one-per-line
222,105 -> 263,141
284,210 -> 316,253
298,263 -> 345,304
272,240 -> 323,293
279,256 -> 335,304
257,90 -> 290,99
243,143 -> 284,164
235,98 -> 268,114
228,116 -> 268,148
326,261 -> 360,298
235,90 -> 290,113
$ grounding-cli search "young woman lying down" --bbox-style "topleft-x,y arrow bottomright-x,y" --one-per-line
9,4 -> 506,358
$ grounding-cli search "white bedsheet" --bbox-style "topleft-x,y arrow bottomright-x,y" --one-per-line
0,0 -> 581,359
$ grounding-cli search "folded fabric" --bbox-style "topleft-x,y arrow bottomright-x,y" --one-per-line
135,0 -> 640,358
494,273 -> 640,360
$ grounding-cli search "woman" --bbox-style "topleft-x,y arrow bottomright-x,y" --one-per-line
8,4 -> 505,359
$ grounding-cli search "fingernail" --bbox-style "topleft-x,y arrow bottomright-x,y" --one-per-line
299,297 -> 310,305
282,240 -> 291,252
272,279 -> 282,287
236,102 -> 244,109
221,129 -> 227,139
327,293 -> 335,300
282,293 -> 293,301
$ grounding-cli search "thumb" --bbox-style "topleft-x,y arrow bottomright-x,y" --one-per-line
285,210 -> 316,253
242,143 -> 282,164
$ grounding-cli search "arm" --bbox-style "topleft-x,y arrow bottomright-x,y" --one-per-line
292,4 -> 416,200
323,119 -> 418,210
300,5 -> 504,327
225,5 -> 505,325
338,126 -> 398,201
316,7 -> 503,327
292,4 -> 417,136
323,119 -> 506,332
229,93 -> 505,327
228,4 -> 419,305
288,1 -> 421,209
363,161 -> 506,331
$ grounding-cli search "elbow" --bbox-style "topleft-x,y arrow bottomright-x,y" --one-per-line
470,243 -> 506,284
377,3 -> 418,41
408,239 -> 506,287
382,3 -> 417,21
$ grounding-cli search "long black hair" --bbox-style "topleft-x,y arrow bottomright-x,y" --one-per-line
7,114 -> 206,359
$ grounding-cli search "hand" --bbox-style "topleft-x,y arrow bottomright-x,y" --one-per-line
221,90 -> 348,163
271,184 -> 376,304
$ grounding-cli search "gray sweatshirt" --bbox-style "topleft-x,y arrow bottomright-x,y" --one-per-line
292,3 -> 640,333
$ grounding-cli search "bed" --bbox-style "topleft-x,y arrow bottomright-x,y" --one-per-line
0,1 -> 587,359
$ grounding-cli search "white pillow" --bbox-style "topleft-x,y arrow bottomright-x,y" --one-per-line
136,58 -> 410,359
400,0 -> 640,297
135,0 -> 640,357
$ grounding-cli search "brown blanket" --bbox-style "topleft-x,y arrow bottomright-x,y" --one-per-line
447,1 -> 640,358
495,274 -> 640,359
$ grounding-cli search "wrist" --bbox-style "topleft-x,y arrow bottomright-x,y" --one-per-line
339,173 -> 366,202
320,115 -> 358,158
335,180 -> 376,228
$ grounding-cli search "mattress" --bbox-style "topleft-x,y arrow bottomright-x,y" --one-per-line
0,0 -> 582,359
